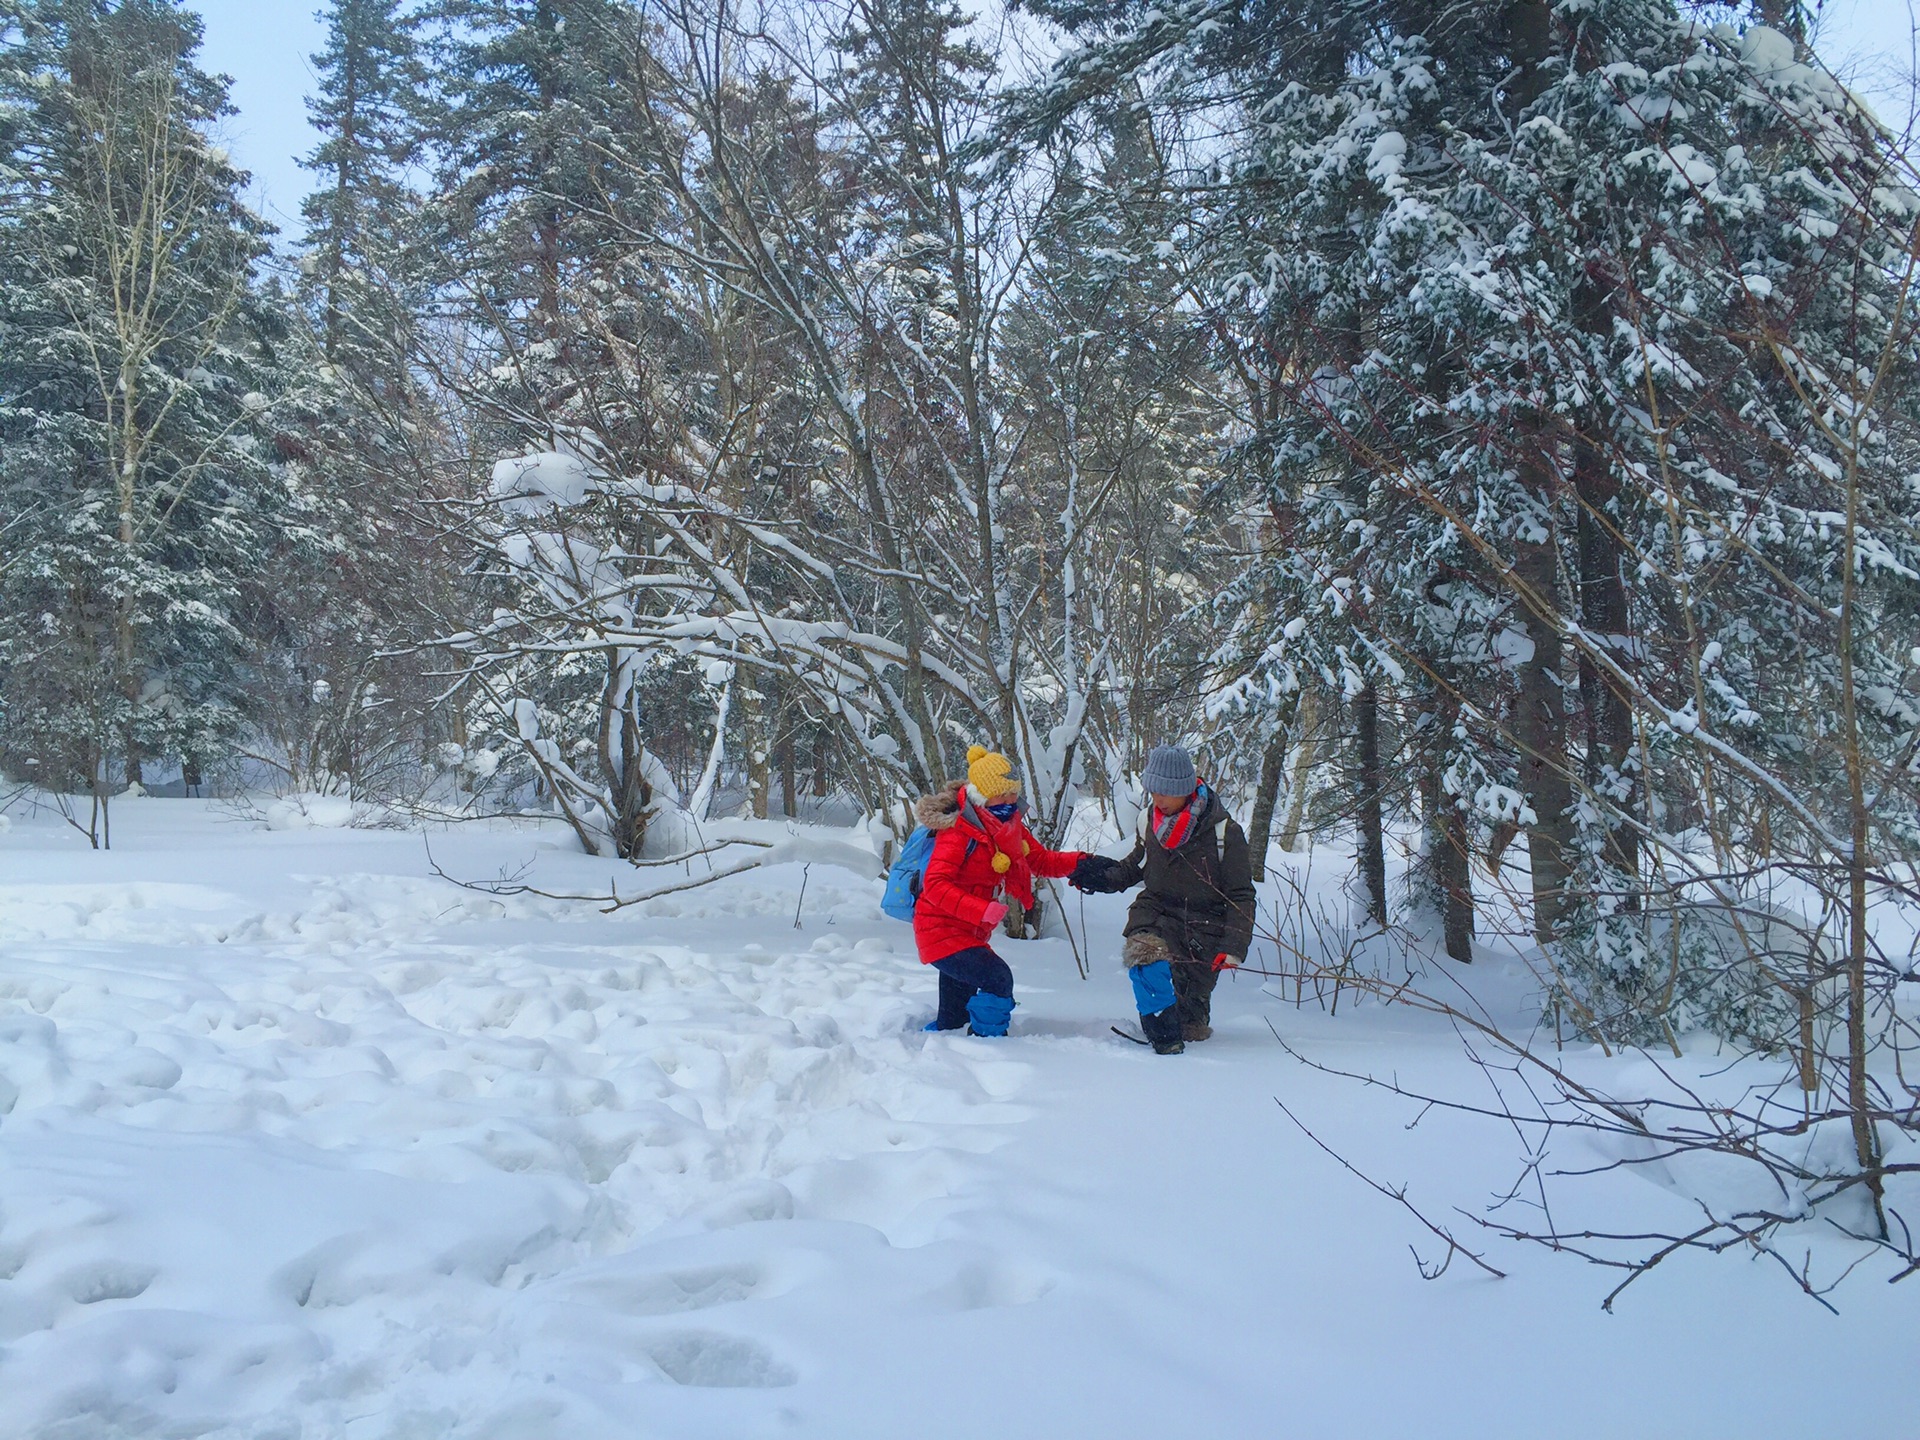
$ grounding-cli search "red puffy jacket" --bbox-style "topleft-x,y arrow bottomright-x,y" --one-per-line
910,785 -> 1084,964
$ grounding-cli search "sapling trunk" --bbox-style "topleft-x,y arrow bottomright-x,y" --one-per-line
1278,692 -> 1319,854
1838,411 -> 1885,1233
1354,682 -> 1388,927
778,712 -> 797,818
1574,414 -> 1639,892
1246,705 -> 1295,882
1419,673 -> 1473,963
1514,524 -> 1573,943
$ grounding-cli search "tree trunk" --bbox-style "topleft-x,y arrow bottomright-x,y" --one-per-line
1514,517 -> 1573,942
1418,671 -> 1473,962
778,713 -> 797,818
1501,1 -> 1576,944
1278,691 -> 1319,854
1575,279 -> 1640,900
324,40 -> 357,362
118,421 -> 143,792
87,740 -> 107,850
599,649 -> 651,860
121,721 -> 144,790
1353,682 -> 1388,927
1440,801 -> 1473,961
744,683 -> 770,821
1245,703 -> 1296,882
449,704 -> 471,795
813,723 -> 831,798
1837,391 -> 1885,1231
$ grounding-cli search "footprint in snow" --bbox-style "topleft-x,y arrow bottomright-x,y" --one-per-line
571,1261 -> 765,1316
963,1058 -> 1032,1100
645,1330 -> 796,1388
62,1260 -> 158,1305
925,1255 -> 1059,1313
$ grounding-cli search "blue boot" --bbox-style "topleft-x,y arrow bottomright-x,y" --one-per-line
965,991 -> 1015,1037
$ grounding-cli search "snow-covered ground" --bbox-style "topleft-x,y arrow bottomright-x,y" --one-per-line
0,800 -> 1910,1439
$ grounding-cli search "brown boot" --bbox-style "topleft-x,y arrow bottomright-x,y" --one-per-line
1181,1022 -> 1212,1043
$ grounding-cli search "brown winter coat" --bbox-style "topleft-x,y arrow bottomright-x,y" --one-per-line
1110,788 -> 1257,965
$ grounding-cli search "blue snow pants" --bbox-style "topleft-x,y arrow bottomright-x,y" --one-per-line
1129,958 -> 1177,1017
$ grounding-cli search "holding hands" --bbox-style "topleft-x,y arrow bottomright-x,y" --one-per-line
1068,854 -> 1125,894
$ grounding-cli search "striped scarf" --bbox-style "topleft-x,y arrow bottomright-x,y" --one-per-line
1150,783 -> 1209,850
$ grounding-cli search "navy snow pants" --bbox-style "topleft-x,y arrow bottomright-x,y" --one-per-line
931,946 -> 1015,1032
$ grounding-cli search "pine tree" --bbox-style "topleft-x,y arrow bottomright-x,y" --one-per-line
422,0 -> 652,369
998,119 -> 1231,827
420,0 -> 709,854
241,0 -> 451,799
0,0 -> 301,837
301,0 -> 425,369
1019,0 -> 1920,1046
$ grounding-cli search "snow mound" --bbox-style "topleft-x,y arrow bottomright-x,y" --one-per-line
263,792 -> 378,831
0,882 -> 253,946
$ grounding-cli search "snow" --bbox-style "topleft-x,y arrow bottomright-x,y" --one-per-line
490,451 -> 597,515
0,801 -> 1910,1438
1739,25 -> 1797,78
1365,129 -> 1407,187
1489,625 -> 1535,668
262,793 -> 368,831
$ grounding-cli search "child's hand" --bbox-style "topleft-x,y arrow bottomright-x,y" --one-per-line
982,901 -> 1009,928
1212,952 -> 1239,972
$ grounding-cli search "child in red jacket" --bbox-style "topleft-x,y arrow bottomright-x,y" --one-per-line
913,745 -> 1094,1035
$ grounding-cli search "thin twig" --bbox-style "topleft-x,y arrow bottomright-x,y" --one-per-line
1272,1084 -> 1507,1281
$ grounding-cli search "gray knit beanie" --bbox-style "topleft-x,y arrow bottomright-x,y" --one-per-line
1141,744 -> 1197,796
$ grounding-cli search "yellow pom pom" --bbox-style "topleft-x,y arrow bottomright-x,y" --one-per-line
1021,841 -> 1031,856
967,744 -> 988,764
992,852 -> 1012,874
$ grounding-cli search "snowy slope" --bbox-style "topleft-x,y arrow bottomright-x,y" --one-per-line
0,800 -> 1909,1439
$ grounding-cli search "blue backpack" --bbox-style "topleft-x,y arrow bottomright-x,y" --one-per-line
881,827 -> 938,921
880,827 -> 976,921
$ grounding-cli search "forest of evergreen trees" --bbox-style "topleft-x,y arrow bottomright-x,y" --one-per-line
1,0 -> 1916,1097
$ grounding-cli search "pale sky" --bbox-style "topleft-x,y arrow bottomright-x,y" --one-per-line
194,0 -> 329,234
193,0 -> 1919,243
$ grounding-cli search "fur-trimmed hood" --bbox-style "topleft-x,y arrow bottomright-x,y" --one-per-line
915,785 -> 964,831
906,783 -> 1083,966
916,784 -> 1027,833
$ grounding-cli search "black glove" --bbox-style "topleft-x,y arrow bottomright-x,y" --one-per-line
1069,854 -> 1121,893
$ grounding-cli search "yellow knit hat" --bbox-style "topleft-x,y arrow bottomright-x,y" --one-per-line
966,744 -> 1020,801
